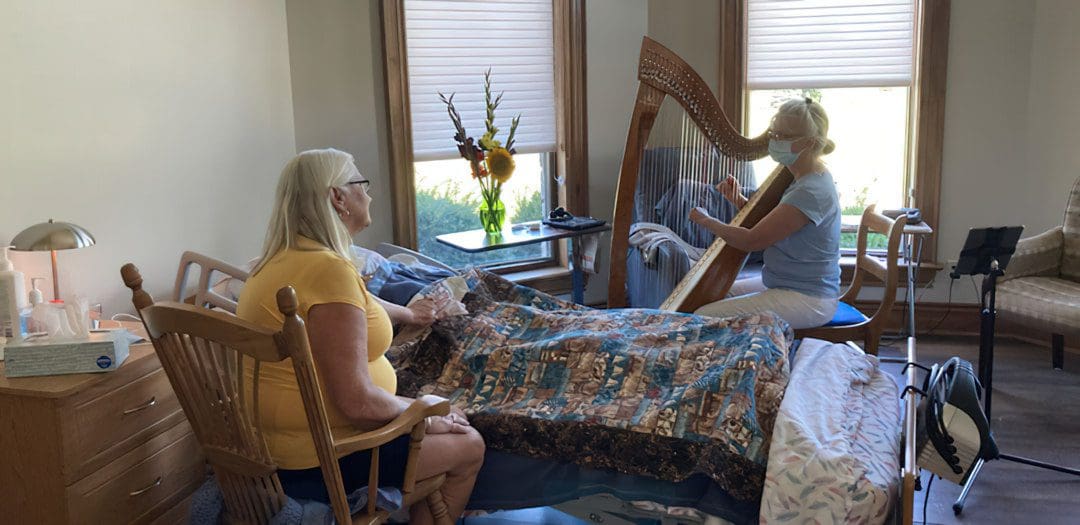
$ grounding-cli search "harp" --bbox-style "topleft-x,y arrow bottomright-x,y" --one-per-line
608,37 -> 794,312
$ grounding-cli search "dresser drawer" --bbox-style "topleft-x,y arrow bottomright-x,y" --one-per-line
62,367 -> 185,482
67,422 -> 205,525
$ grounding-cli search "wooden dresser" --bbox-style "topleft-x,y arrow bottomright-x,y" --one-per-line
0,340 -> 204,524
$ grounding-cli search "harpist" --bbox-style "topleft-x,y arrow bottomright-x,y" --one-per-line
688,98 -> 841,330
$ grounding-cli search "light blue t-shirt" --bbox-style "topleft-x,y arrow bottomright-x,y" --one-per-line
761,171 -> 841,298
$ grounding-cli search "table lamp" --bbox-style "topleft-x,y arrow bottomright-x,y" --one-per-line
11,219 -> 96,303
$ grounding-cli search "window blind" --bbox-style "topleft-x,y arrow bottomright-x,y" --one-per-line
747,0 -> 915,89
404,0 -> 557,161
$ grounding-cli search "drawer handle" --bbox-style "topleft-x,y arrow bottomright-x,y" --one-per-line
122,396 -> 157,415
129,476 -> 163,497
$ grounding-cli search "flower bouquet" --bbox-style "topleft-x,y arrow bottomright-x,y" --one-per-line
439,69 -> 520,234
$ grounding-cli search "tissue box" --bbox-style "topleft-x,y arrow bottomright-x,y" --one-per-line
3,330 -> 132,378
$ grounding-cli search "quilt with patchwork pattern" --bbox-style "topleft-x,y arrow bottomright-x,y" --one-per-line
392,270 -> 793,503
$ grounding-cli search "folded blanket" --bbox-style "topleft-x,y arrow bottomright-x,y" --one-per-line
394,271 -> 792,503
629,222 -> 706,266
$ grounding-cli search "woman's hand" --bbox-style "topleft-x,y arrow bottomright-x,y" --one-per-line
449,406 -> 470,426
405,297 -> 438,326
716,176 -> 747,210
689,206 -> 714,227
426,413 -> 471,435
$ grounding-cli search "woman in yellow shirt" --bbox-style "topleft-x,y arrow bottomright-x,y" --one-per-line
237,148 -> 484,524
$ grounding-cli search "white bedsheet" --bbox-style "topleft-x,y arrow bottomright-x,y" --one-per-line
760,339 -> 901,524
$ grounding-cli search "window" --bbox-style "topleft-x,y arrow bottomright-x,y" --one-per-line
383,0 -> 588,274
745,0 -> 916,251
414,153 -> 554,268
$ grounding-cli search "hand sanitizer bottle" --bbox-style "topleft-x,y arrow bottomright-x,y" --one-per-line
0,246 -> 28,341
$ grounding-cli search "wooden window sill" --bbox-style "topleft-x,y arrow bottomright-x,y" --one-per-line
502,265 -> 573,296
502,257 -> 943,299
496,257 -> 943,303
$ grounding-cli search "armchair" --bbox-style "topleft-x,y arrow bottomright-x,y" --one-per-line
997,175 -> 1080,369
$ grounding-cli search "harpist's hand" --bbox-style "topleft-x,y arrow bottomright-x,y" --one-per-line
716,176 -> 747,210
689,206 -> 713,226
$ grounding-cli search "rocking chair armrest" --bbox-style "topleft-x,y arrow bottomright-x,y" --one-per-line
333,396 -> 451,457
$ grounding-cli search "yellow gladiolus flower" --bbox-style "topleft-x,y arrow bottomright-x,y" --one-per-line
486,147 -> 515,183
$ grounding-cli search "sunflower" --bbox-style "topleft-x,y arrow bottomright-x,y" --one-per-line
485,147 -> 515,183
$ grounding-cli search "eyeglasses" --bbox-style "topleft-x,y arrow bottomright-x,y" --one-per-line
346,179 -> 371,192
767,129 -> 803,141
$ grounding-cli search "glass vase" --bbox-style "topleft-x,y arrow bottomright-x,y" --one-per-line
478,199 -> 506,234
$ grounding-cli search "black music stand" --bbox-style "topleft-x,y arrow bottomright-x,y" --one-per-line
949,226 -> 1080,515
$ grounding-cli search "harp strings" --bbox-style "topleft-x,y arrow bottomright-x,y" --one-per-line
630,101 -> 753,308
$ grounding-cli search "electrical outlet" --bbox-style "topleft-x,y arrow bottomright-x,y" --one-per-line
947,259 -> 958,270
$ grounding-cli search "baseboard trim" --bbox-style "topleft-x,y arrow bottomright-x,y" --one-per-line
854,300 -> 1080,355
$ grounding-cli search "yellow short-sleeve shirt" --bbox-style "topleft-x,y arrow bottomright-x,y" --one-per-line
236,236 -> 395,470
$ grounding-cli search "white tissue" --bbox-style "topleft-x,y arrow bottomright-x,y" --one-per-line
31,296 -> 92,341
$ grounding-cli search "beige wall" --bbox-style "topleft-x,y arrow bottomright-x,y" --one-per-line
1023,0 -> 1080,231
285,0 -> 394,247
0,0 -> 296,315
647,0 -> 721,96
584,0 -> 650,304
928,0 -> 1037,303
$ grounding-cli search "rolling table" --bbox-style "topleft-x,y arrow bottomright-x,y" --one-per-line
436,221 -> 610,304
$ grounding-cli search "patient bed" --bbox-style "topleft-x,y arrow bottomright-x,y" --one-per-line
376,258 -> 904,525
183,246 -> 916,525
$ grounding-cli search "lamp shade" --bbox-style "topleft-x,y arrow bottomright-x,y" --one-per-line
11,219 -> 96,252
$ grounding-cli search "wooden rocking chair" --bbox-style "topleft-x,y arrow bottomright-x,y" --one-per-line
121,263 -> 453,524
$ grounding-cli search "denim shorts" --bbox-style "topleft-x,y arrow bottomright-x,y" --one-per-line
277,434 -> 413,502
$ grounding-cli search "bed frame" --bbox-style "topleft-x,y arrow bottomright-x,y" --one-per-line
900,337 -> 920,525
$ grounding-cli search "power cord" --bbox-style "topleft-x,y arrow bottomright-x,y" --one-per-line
920,276 -> 957,337
922,473 -> 936,524
885,272 -> 954,345
110,313 -> 142,322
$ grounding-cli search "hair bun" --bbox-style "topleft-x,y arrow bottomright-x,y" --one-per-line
822,138 -> 836,155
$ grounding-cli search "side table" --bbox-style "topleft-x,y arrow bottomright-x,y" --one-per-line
436,221 -> 611,304
0,333 -> 203,523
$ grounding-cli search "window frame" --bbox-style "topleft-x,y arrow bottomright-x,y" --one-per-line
381,0 -> 589,279
725,0 -> 949,268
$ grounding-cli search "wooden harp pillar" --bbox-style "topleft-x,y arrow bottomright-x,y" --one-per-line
607,37 -> 793,312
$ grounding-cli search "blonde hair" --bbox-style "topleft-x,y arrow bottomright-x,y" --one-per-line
251,148 -> 356,275
773,98 -> 836,156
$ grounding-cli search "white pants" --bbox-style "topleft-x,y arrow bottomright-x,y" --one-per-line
693,276 -> 839,330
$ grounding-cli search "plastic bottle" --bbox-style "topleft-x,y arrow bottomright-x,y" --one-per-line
0,246 -> 28,341
24,278 -> 44,333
